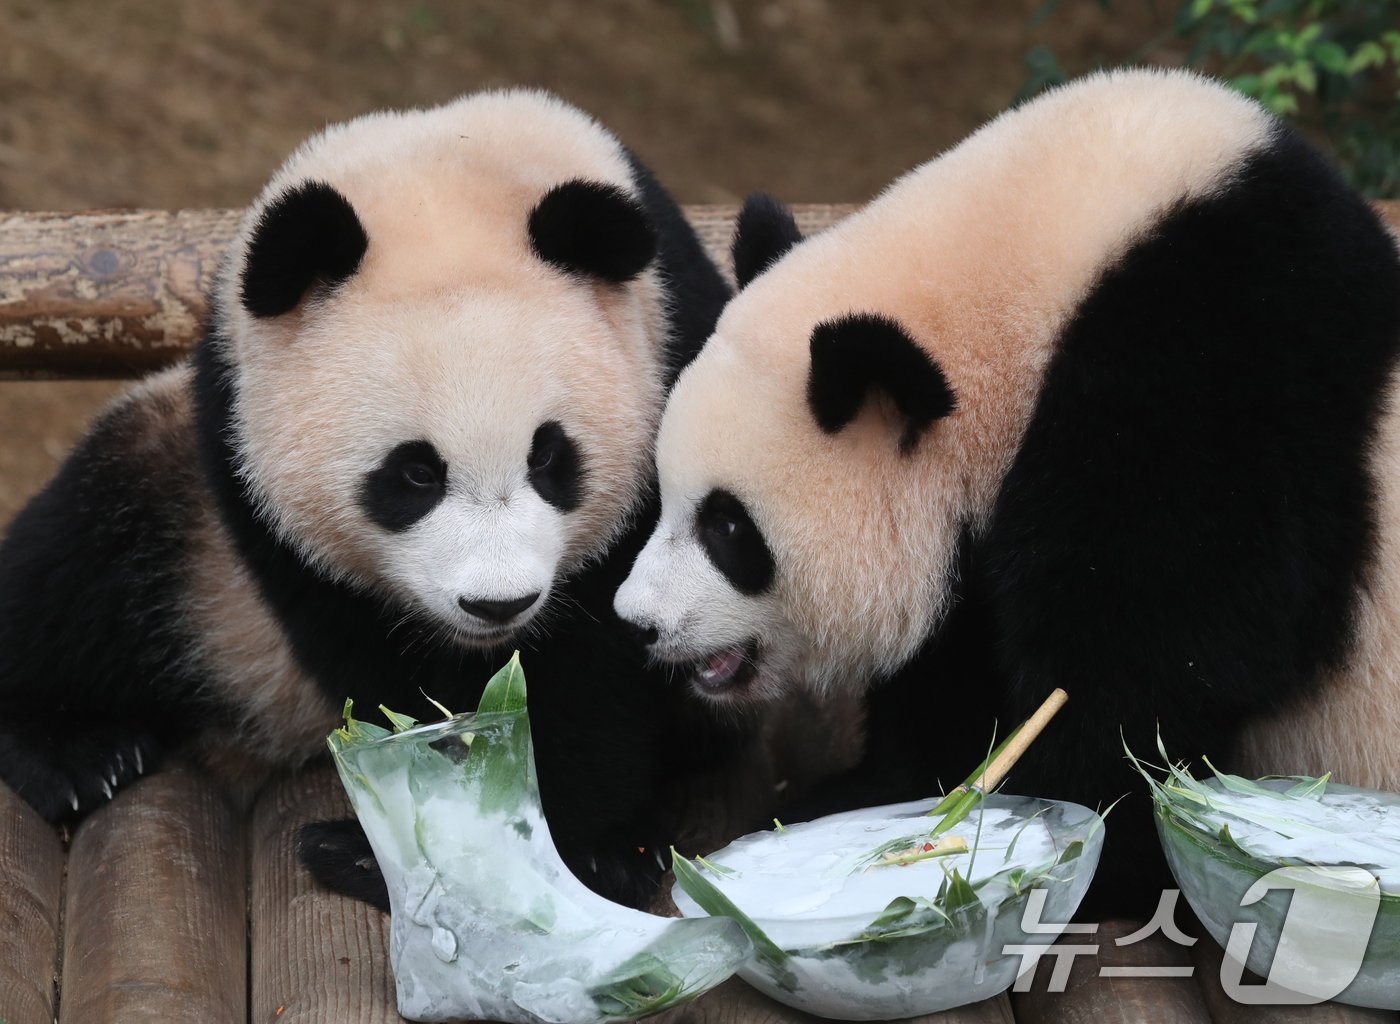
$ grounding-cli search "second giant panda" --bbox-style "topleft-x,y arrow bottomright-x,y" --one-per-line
615,69 -> 1400,917
0,89 -> 749,910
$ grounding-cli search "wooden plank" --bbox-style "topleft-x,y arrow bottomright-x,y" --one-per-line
250,761 -> 400,1024
652,976 -> 1014,1024
1012,919 -> 1212,1024
58,762 -> 246,1024
1191,933 -> 1400,1024
260,759 -> 1014,1024
0,782 -> 64,1024
0,203 -> 852,380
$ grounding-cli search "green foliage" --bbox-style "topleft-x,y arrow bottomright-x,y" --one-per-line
1026,0 -> 1400,196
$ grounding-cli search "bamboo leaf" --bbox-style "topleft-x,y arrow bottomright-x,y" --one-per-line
671,850 -> 789,967
477,650 -> 527,714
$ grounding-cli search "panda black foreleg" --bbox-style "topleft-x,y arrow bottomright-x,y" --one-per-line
0,715 -> 164,824
297,818 -> 391,913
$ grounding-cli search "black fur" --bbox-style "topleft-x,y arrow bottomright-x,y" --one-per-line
0,387 -> 211,822
527,420 -> 584,513
789,125 -> 1400,921
528,180 -> 656,284
697,488 -> 775,596
240,181 -> 368,318
624,149 -> 734,383
361,440 -> 448,532
807,313 -> 957,453
732,193 -> 803,290
0,139 -> 742,917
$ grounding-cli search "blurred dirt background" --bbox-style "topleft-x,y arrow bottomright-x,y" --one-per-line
0,0 -> 1170,527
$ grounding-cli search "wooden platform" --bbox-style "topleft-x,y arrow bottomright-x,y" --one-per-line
3,762 -> 1398,1024
4,203 -> 1400,1023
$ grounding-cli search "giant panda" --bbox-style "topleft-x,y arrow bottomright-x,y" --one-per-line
0,89 -> 748,910
614,69 -> 1400,918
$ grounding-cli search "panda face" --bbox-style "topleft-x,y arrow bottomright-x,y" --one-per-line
616,309 -> 966,702
231,280 -> 659,648
220,101 -> 668,649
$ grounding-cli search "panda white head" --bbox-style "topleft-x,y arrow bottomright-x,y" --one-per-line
213,91 -> 668,647
616,197 -> 972,702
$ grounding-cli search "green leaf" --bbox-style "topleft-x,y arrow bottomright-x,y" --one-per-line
1191,0 -> 1214,17
1285,773 -> 1331,798
379,705 -> 419,733
938,868 -> 981,914
477,650 -> 526,714
671,850 -> 790,967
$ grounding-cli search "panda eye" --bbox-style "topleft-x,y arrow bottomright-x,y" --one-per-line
528,420 -> 583,512
705,516 -> 738,539
696,488 -> 775,596
529,446 -> 555,473
401,462 -> 440,489
362,440 -> 448,533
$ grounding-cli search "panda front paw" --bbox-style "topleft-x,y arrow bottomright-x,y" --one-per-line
0,718 -> 161,825
567,835 -> 669,910
297,818 -> 390,913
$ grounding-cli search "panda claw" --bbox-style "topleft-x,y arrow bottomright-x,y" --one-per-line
588,856 -> 598,873
654,849 -> 667,872
68,786 -> 80,812
100,778 -> 113,800
134,746 -> 144,774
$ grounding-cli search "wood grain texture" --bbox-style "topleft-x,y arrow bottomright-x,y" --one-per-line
1012,918 -> 1212,1024
1190,934 -> 1400,1024
3,200 -> 1394,381
58,761 -> 246,1024
0,208 -> 242,377
0,782 -> 64,1024
250,760 -> 401,1024
0,204 -> 852,380
651,977 -> 1014,1024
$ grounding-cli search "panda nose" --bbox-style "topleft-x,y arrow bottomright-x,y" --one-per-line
620,617 -> 659,647
458,592 -> 540,625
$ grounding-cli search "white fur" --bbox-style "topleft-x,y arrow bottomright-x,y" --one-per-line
214,90 -> 668,644
620,69 -> 1274,698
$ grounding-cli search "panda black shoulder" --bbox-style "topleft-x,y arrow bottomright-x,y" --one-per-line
622,150 -> 733,384
0,369 -> 210,821
981,121 -> 1400,726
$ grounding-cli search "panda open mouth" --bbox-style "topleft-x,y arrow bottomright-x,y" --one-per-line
691,638 -> 760,695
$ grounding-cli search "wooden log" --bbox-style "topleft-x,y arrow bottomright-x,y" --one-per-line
249,761 -> 401,1024
58,761 -> 247,1024
2,199 -> 1394,381
1190,933 -> 1400,1024
0,204 -> 851,380
0,782 -> 65,1024
1011,918 -> 1212,1024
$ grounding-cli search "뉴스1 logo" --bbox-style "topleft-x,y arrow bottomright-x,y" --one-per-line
1005,869 -> 1382,1004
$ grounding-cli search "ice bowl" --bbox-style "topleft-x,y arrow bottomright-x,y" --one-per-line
1155,776 -> 1400,1010
329,656 -> 752,1024
672,793 -> 1105,1020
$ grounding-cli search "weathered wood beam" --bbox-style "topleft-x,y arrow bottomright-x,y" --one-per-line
0,204 -> 850,380
0,783 -> 64,1024
3,201 -> 1396,381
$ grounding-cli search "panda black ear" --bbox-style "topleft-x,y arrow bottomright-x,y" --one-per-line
529,179 -> 657,283
240,181 -> 368,319
807,313 -> 956,454
731,193 -> 802,290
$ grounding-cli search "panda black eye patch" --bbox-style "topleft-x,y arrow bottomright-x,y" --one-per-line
528,421 -> 583,512
361,440 -> 447,532
696,488 -> 774,595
